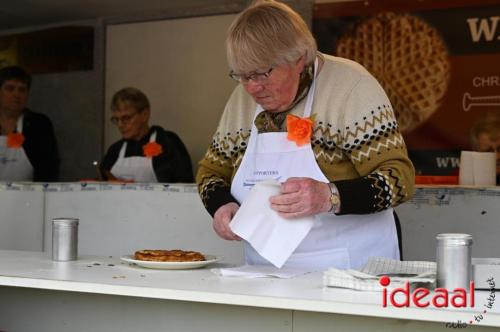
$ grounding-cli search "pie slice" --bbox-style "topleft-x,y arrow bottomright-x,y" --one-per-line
134,249 -> 206,262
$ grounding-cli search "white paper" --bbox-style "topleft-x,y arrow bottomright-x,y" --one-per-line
229,180 -> 314,268
472,258 -> 500,289
211,265 -> 309,279
459,151 -> 496,186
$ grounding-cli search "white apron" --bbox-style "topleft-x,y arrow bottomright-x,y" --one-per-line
110,131 -> 159,183
0,115 -> 34,181
230,58 -> 399,271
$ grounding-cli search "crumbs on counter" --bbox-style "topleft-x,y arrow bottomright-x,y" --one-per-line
86,262 -> 116,268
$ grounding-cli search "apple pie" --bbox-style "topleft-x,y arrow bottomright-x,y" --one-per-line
134,249 -> 206,262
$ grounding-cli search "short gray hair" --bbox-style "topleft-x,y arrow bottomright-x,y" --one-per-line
111,87 -> 150,112
226,0 -> 317,74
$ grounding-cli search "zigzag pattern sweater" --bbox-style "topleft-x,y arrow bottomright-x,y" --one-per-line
196,54 -> 415,216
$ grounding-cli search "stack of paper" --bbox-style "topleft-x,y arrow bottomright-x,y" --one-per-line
459,151 -> 496,186
323,257 -> 436,291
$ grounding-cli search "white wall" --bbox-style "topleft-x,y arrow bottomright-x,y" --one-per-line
0,182 -> 245,264
105,15 -> 238,173
1,182 -> 499,266
396,187 -> 500,261
0,184 -> 44,251
43,184 -> 244,263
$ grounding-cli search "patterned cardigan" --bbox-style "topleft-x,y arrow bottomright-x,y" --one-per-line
196,54 -> 415,217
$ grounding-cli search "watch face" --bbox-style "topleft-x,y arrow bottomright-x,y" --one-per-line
331,194 -> 340,205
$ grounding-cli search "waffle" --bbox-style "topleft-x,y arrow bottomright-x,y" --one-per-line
336,12 -> 450,133
134,249 -> 205,262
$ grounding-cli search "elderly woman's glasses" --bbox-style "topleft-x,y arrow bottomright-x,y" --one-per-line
229,67 -> 274,84
110,112 -> 138,125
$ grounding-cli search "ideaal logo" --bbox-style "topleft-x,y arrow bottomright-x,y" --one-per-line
379,276 -> 474,308
379,276 -> 496,328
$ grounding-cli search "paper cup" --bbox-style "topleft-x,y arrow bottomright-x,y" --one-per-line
459,151 -> 496,186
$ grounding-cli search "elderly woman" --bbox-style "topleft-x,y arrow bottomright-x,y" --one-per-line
196,0 -> 415,270
101,87 -> 193,183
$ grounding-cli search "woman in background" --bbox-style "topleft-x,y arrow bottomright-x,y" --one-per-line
470,114 -> 500,185
102,87 -> 193,183
0,65 -> 59,182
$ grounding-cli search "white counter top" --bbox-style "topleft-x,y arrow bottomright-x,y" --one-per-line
0,250 -> 499,328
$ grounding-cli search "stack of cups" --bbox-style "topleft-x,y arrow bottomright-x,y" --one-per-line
52,218 -> 79,261
459,151 -> 496,186
436,233 -> 473,289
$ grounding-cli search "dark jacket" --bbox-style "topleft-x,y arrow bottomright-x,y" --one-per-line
22,109 -> 60,181
102,126 -> 194,183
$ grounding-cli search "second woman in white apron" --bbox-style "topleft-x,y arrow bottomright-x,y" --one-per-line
101,87 -> 194,183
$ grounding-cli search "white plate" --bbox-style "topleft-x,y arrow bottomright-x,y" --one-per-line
120,255 -> 219,270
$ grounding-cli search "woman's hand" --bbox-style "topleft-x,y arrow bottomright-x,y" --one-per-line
102,170 -> 134,183
213,202 -> 241,241
269,177 -> 331,218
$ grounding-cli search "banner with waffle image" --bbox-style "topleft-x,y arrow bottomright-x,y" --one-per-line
314,1 -> 500,180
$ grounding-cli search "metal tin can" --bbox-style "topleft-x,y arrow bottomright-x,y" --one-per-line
436,233 -> 473,289
52,218 -> 79,261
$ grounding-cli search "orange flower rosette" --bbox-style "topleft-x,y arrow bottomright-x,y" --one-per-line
143,142 -> 163,158
7,132 -> 25,148
286,114 -> 314,146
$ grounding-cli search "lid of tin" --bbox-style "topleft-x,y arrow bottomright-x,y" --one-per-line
52,218 -> 79,226
436,233 -> 472,245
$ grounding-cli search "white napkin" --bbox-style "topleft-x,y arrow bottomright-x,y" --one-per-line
323,257 -> 436,291
459,151 -> 496,186
229,180 -> 314,268
212,265 -> 309,278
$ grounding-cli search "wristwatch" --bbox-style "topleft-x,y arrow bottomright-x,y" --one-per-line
328,182 -> 341,213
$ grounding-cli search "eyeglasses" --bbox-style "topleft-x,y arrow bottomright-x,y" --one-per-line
110,112 -> 138,125
229,67 -> 274,84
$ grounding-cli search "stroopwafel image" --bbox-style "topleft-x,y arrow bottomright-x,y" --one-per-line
336,12 -> 450,133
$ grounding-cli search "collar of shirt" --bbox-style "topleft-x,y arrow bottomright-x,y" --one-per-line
254,63 -> 314,134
